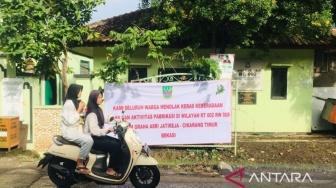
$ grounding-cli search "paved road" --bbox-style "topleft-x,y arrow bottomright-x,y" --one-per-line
0,160 -> 335,188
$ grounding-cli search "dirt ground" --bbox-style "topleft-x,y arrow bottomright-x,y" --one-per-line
231,134 -> 336,165
150,133 -> 336,171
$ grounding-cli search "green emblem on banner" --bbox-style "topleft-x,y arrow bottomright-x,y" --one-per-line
162,86 -> 173,99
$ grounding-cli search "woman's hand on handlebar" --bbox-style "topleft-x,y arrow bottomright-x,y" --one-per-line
107,127 -> 115,134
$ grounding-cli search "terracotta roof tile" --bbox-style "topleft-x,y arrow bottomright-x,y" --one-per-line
86,8 -> 153,44
85,9 -> 336,48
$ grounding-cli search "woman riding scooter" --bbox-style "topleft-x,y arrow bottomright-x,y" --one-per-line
61,84 -> 93,174
38,93 -> 161,187
84,90 -> 122,178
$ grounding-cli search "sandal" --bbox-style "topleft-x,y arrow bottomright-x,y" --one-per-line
106,171 -> 122,178
76,166 -> 91,174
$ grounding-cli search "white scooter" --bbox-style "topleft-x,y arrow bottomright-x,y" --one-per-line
37,110 -> 160,188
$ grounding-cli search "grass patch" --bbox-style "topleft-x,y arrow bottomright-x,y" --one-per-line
151,148 -> 238,168
0,148 -> 40,162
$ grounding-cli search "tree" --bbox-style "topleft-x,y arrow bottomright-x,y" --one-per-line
93,26 -> 221,84
94,0 -> 333,85
0,0 -> 105,96
140,0 -> 333,52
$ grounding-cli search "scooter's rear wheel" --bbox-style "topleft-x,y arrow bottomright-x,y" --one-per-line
130,165 -> 160,188
47,157 -> 76,188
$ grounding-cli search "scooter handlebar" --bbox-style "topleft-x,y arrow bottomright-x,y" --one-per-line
114,124 -> 124,134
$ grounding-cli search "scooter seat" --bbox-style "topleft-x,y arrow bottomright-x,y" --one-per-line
54,135 -> 106,154
54,135 -> 78,146
90,148 -> 106,155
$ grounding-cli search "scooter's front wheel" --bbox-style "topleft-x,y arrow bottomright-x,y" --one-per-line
47,157 -> 76,188
130,165 -> 160,188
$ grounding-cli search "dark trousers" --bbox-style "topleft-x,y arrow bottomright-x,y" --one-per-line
92,136 -> 121,169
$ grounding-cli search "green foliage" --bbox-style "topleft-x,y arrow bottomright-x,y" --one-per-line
185,149 -> 224,163
180,48 -> 221,79
0,148 -> 40,162
138,0 -> 150,9
93,26 -> 176,83
145,0 -> 333,51
149,0 -> 276,50
0,0 -> 105,91
259,0 -> 333,45
93,26 -> 220,83
216,84 -> 225,95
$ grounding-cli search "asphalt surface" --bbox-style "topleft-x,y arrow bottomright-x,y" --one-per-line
1,134 -> 335,187
0,159 -> 335,188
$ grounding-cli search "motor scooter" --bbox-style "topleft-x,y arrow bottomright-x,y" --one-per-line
37,110 -> 160,188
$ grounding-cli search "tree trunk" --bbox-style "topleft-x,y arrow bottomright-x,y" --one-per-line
219,30 -> 228,54
211,31 -> 217,54
61,50 -> 68,102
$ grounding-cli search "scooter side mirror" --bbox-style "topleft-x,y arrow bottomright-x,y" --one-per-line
106,115 -> 114,122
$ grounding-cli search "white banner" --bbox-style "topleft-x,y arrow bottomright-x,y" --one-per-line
104,80 -> 232,145
233,59 -> 263,90
2,78 -> 24,121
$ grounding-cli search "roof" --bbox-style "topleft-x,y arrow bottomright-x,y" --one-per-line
266,33 -> 336,49
85,8 -> 154,46
86,9 -> 336,49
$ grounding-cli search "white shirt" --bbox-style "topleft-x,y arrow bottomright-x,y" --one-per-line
61,100 -> 80,135
84,112 -> 108,136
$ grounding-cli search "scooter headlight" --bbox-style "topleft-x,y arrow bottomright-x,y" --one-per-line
142,143 -> 150,156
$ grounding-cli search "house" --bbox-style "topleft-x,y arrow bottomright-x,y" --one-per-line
1,8 -> 336,152
73,9 -> 336,135
0,51 -> 94,151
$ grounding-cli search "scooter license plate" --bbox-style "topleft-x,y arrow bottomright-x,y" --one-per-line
143,143 -> 150,156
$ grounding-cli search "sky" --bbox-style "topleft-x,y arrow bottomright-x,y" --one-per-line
89,0 -> 140,23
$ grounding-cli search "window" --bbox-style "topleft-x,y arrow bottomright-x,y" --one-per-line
313,49 -> 336,73
128,68 -> 147,82
313,49 -> 336,87
80,60 -> 90,74
271,68 -> 288,99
